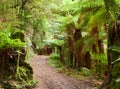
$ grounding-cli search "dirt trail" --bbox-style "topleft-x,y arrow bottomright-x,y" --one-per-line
30,55 -> 95,89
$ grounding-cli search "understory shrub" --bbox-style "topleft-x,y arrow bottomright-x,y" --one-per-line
0,26 -> 36,88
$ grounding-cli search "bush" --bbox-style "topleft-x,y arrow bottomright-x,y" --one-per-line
0,30 -> 25,50
49,53 -> 60,60
48,53 -> 64,69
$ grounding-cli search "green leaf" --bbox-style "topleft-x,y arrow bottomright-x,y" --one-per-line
115,77 -> 120,83
109,46 -> 120,53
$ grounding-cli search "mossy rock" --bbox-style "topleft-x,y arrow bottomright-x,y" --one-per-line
16,62 -> 33,81
0,62 -> 36,89
0,79 -> 38,89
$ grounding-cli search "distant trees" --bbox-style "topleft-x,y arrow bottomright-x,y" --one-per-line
51,0 -> 107,69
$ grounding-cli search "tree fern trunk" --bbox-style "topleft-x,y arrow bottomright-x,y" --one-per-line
84,52 -> 91,69
66,23 -> 75,66
74,30 -> 84,68
100,22 -> 120,89
107,22 -> 120,88
0,50 -> 9,75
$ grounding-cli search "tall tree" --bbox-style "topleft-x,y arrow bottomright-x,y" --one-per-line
100,0 -> 120,89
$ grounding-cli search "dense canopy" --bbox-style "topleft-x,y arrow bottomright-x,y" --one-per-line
0,0 -> 120,89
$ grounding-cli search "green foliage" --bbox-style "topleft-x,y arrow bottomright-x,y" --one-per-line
109,46 -> 120,53
48,53 -> 64,69
42,39 -> 64,49
104,0 -> 119,21
92,53 -> 108,64
52,40 -> 64,46
49,53 -> 60,60
115,77 -> 120,83
1,0 -> 120,88
112,57 -> 120,65
80,67 -> 91,76
93,87 -> 98,89
1,79 -> 38,89
87,8 -> 107,28
109,62 -> 120,89
0,29 -> 25,50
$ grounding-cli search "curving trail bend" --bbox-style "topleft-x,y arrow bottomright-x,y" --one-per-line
30,55 -> 94,89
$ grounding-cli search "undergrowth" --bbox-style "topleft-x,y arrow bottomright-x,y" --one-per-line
0,24 -> 37,89
48,53 -> 64,70
48,53 -> 102,88
48,53 -> 91,79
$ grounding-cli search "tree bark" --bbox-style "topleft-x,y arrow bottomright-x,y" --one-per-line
84,52 -> 91,69
100,22 -> 120,89
66,24 -> 75,66
74,30 -> 84,68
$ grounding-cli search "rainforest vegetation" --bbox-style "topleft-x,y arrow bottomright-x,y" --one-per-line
0,0 -> 120,89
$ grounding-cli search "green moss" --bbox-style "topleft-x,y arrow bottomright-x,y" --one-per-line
0,79 -> 38,89
0,28 -> 36,88
0,62 -> 37,89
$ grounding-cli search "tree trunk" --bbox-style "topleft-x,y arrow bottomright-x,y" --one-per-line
84,52 -> 91,69
74,30 -> 84,68
59,46 -> 64,63
66,23 -> 75,66
98,39 -> 104,53
107,22 -> 120,88
100,22 -> 120,89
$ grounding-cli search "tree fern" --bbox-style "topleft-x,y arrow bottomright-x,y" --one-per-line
0,32 -> 25,50
87,7 -> 108,29
0,26 -> 25,50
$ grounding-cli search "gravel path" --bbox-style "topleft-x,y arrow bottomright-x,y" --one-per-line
30,55 -> 94,89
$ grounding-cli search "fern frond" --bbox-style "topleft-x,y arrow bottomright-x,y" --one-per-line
75,35 -> 96,52
87,7 -> 108,28
109,46 -> 120,53
92,53 -> 108,64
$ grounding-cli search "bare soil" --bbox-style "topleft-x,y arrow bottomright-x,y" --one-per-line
30,55 -> 95,89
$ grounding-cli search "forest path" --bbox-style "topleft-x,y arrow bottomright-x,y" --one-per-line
30,55 -> 94,89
